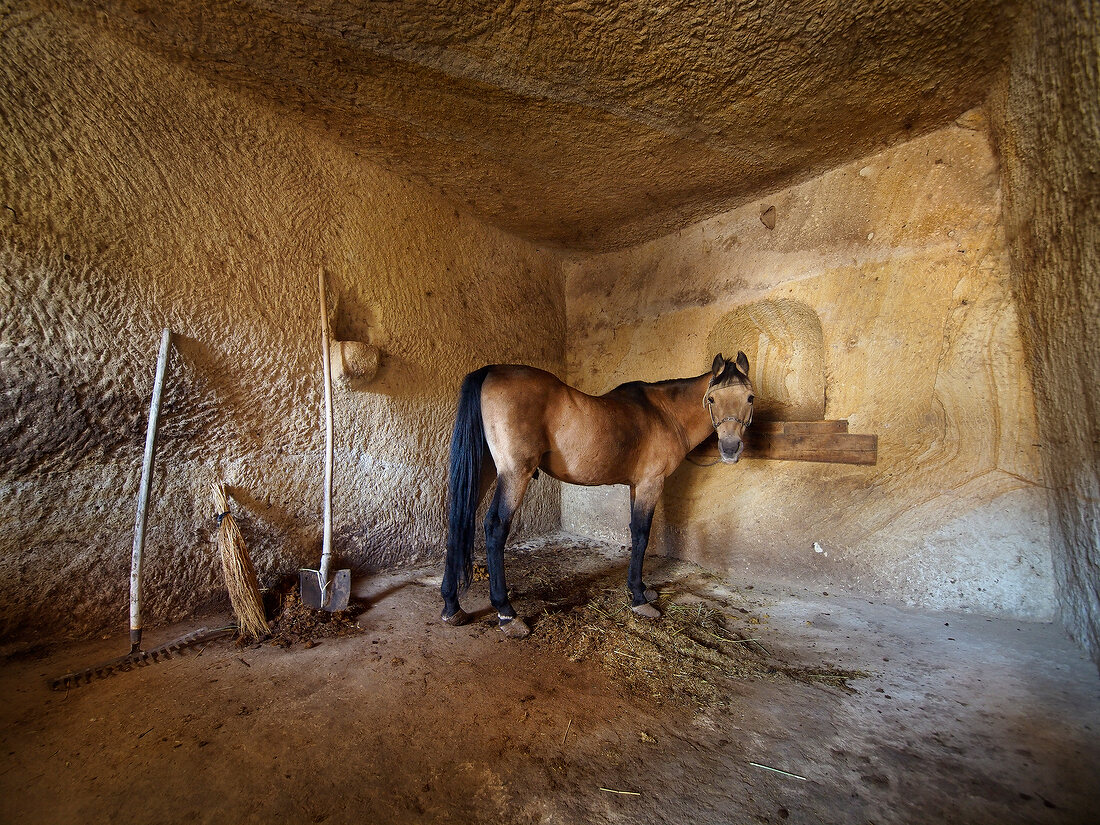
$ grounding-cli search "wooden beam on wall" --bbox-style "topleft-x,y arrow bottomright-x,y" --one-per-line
690,420 -> 878,466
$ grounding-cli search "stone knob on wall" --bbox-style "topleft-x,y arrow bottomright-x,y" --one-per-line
330,340 -> 380,385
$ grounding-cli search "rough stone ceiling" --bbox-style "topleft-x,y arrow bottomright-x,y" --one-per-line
84,0 -> 1016,250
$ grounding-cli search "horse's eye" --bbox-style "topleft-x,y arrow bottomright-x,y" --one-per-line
705,396 -> 714,405
747,395 -> 754,404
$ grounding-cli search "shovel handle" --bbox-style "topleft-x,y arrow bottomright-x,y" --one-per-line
318,270 -> 335,597
130,329 -> 172,650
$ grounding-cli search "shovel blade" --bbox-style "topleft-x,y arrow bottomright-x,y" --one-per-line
299,568 -> 352,611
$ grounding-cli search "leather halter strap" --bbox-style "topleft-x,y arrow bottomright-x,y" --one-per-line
705,380 -> 753,431
709,407 -> 752,431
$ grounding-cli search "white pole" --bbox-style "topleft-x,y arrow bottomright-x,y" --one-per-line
318,270 -> 335,605
130,329 -> 172,652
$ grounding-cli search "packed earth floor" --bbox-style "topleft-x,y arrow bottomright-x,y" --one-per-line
2,536 -> 1098,825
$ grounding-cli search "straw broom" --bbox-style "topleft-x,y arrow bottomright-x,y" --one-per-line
212,482 -> 269,639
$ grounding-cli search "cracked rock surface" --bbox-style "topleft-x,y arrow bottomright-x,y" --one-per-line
72,0 -> 1016,249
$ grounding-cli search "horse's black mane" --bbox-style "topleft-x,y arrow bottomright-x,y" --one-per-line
607,375 -> 706,406
612,363 -> 749,394
612,375 -> 695,392
608,359 -> 749,406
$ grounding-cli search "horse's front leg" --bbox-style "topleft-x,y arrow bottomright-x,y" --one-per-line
485,470 -> 533,638
628,479 -> 664,619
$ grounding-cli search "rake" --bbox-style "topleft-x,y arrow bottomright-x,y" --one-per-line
50,627 -> 234,691
48,330 -> 231,690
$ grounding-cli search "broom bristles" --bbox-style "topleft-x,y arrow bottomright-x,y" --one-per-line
212,482 -> 269,639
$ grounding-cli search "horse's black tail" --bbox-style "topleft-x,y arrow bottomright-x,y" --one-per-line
444,366 -> 492,595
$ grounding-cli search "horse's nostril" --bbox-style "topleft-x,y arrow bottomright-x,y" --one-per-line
719,438 -> 744,463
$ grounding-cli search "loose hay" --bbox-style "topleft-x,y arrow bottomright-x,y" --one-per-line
530,586 -> 864,706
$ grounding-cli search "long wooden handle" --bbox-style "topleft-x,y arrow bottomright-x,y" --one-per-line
318,270 -> 335,601
130,329 -> 172,652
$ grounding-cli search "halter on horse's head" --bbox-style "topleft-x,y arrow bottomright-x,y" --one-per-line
704,352 -> 754,463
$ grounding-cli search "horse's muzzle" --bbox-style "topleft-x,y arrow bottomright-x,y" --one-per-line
719,437 -> 744,463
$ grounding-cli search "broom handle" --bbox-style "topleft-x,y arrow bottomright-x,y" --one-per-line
130,329 -> 172,652
318,270 -> 335,600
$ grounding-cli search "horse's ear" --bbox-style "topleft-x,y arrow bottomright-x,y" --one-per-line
712,353 -> 725,376
735,351 -> 749,374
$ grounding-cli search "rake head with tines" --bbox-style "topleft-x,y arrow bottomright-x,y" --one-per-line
49,627 -> 233,691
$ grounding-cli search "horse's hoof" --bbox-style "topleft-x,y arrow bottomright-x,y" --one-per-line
644,588 -> 659,603
499,617 -> 531,639
441,609 -> 470,627
631,602 -> 662,620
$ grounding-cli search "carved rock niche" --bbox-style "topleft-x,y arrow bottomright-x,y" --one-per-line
707,298 -> 825,421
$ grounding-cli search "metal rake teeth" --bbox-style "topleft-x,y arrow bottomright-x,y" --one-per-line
49,627 -> 232,691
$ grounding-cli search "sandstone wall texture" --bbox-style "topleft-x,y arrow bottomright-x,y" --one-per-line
564,116 -> 1055,620
75,0 -> 1015,250
1,0 -> 1087,652
0,5 -> 564,642
989,0 -> 1100,663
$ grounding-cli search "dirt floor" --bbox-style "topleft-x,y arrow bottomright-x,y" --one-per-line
2,535 -> 1098,825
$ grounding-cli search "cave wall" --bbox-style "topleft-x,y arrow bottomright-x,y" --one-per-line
2,0 -> 1088,649
0,4 -> 564,642
564,115 -> 1055,620
988,0 -> 1100,663
76,0 -> 1017,250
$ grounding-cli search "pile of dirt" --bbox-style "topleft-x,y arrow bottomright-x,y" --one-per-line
259,581 -> 363,648
529,586 -> 864,706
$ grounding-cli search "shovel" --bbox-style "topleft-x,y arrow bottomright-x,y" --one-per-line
300,269 -> 350,611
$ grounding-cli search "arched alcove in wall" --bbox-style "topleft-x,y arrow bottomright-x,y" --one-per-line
707,299 -> 825,420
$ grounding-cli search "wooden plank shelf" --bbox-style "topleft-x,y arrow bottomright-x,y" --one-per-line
690,420 -> 878,466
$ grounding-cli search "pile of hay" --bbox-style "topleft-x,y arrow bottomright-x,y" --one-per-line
530,587 -> 863,706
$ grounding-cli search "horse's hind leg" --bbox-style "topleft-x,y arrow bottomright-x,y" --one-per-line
441,450 -> 496,625
485,469 -> 533,639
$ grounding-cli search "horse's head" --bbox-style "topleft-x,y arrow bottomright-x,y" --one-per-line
705,352 -> 754,463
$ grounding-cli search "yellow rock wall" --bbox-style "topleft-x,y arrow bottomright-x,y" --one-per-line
74,0 -> 1016,250
565,116 -> 1055,619
0,5 -> 564,640
1,1 -> 1084,644
989,0 -> 1100,663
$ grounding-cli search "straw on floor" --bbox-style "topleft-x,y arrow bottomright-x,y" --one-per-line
212,482 -> 269,639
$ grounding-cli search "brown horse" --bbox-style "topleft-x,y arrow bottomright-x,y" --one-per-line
441,352 -> 754,638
